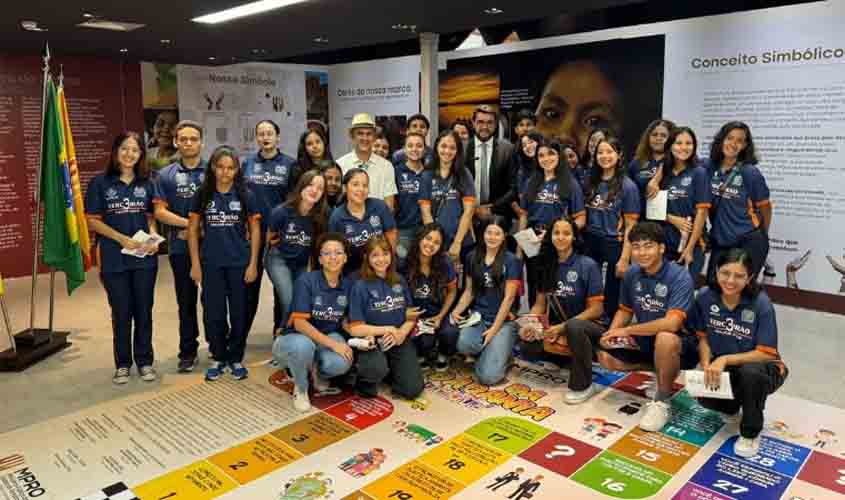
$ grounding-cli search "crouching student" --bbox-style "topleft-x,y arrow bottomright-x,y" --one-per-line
688,248 -> 788,457
274,233 -> 355,412
598,221 -> 698,432
452,216 -> 522,386
348,236 -> 425,399
517,216 -> 606,404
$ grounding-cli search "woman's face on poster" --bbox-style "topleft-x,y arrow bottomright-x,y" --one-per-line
534,60 -> 620,159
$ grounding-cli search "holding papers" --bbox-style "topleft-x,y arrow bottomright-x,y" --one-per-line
120,230 -> 165,258
683,370 -> 734,399
646,190 -> 668,221
514,228 -> 542,258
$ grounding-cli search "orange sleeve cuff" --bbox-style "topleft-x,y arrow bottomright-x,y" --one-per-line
756,345 -> 779,356
696,203 -> 712,210
667,309 -> 687,322
573,210 -> 586,220
152,198 -> 168,207
85,213 -> 103,220
696,330 -> 707,339
618,304 -> 633,313
755,199 -> 771,208
624,213 -> 640,220
189,213 -> 200,221
447,279 -> 458,289
348,321 -> 365,327
506,279 -> 522,287
418,199 -> 431,207
586,295 -> 604,304
385,228 -> 398,239
462,196 -> 476,205
249,214 -> 262,223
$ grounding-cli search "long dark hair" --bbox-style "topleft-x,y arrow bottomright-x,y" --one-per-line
105,131 -> 148,179
429,130 -> 470,196
584,127 -> 614,166
296,128 -> 334,172
709,248 -> 760,298
659,127 -> 699,190
468,215 -> 509,298
634,119 -> 676,164
284,168 -> 329,237
360,235 -> 401,286
517,130 -> 543,180
195,146 -> 248,228
406,224 -> 450,305
537,216 -> 583,293
586,137 -> 626,204
524,138 -> 573,209
710,121 -> 758,166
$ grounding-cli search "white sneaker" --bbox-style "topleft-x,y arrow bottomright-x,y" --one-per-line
734,436 -> 761,458
564,384 -> 597,405
139,366 -> 157,382
113,367 -> 130,385
293,388 -> 311,412
639,401 -> 671,432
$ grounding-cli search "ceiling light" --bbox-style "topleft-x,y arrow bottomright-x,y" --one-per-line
119,48 -> 128,53
313,36 -> 328,44
208,56 -> 216,61
77,19 -> 145,31
483,7 -> 503,14
82,12 -> 95,18
160,39 -> 171,44
193,0 -> 308,24
20,20 -> 48,32
391,23 -> 416,32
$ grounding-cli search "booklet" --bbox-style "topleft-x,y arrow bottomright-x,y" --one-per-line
514,228 -> 542,258
646,190 -> 668,221
120,230 -> 165,258
683,370 -> 734,399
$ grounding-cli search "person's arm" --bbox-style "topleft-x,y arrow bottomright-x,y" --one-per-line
245,214 -> 261,283
420,204 -> 434,225
749,166 -> 772,232
294,317 -> 354,363
188,213 -> 202,285
646,165 -> 664,199
484,280 -> 519,343
759,203 -> 772,232
615,182 -> 641,278
432,284 -> 458,328
153,202 -> 189,228
681,207 -> 708,261
450,198 -> 475,260
86,218 -> 141,251
450,277 -> 474,321
573,300 -> 604,322
616,217 -> 638,278
384,195 -> 396,211
418,173 -> 434,224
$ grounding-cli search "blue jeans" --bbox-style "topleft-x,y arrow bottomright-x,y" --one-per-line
273,332 -> 352,392
202,265 -> 248,363
397,227 -> 417,259
265,249 -> 307,329
457,319 -> 517,386
101,267 -> 157,369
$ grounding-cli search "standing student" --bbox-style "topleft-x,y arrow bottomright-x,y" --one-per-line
513,131 -> 542,203
86,132 -> 161,385
336,113 -> 398,209
688,248 -> 787,457
266,169 -> 328,334
451,120 -> 471,150
511,109 -> 536,142
452,216 -> 522,386
704,122 -> 772,281
292,128 -> 334,194
562,143 -> 586,189
465,105 -> 516,224
628,119 -> 674,215
321,162 -> 344,210
241,119 -> 296,336
583,137 -> 640,318
394,132 -> 426,258
274,233 -> 354,412
392,114 -> 433,165
188,146 -> 261,381
153,120 -> 207,373
399,224 -> 460,370
583,128 -> 610,173
348,236 -> 425,399
373,132 -> 391,160
518,217 -> 605,404
419,131 -> 476,267
328,168 -> 397,275
517,139 -> 586,306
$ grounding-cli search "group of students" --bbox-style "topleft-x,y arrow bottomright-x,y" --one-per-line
84,108 -> 784,460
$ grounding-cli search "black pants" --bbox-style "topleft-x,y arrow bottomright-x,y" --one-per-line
244,243 -> 282,335
203,266 -> 249,364
698,362 -> 787,439
355,339 -> 424,399
707,229 -> 769,282
169,253 -> 202,361
413,321 -> 460,358
584,233 -> 623,319
520,319 -> 605,391
101,267 -> 158,369
525,254 -> 542,308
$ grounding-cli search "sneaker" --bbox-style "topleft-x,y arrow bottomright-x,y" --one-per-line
720,410 -> 742,426
140,366 -> 157,382
205,361 -> 226,381
734,436 -> 761,458
464,354 -> 476,365
113,367 -> 130,385
230,363 -> 249,380
293,388 -> 312,412
564,384 -> 597,405
177,357 -> 198,373
418,356 -> 431,370
435,354 -> 449,372
639,400 -> 672,432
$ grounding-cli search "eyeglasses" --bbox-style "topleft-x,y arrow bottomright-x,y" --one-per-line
717,270 -> 749,281
320,251 -> 346,258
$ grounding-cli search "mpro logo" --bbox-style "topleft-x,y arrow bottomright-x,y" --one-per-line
4,462 -> 48,498
0,453 -> 24,472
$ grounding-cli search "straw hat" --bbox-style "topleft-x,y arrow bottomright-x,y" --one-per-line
349,113 -> 376,131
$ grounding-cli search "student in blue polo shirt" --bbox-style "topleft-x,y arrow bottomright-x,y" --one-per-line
452,216 -> 522,386
688,248 -> 787,458
394,132 -> 427,258
518,216 -> 606,404
628,119 -> 674,215
86,132 -> 161,385
704,122 -> 772,281
188,146 -> 261,382
599,221 -> 697,433
562,143 -> 586,189
266,169 -> 328,334
241,120 -> 296,336
518,139 -> 586,306
391,114 -> 433,165
398,223 -> 460,371
328,168 -> 397,275
274,233 -> 354,412
153,120 -> 207,373
419,131 -> 476,266
348,236 -> 424,399
583,137 -> 641,319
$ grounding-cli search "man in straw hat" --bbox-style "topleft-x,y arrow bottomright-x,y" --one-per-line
337,113 -> 398,210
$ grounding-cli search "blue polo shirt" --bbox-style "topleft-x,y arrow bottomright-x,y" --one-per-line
287,270 -> 353,334
468,250 -> 523,323
189,188 -> 260,269
349,277 -> 413,328
664,166 -> 712,251
241,150 -> 296,230
153,160 -> 206,255
398,256 -> 458,317
85,174 -> 157,273
328,198 -> 397,273
546,253 -> 604,322
687,287 -> 780,361
705,160 -> 770,247
394,162 -> 425,229
268,205 -> 314,268
418,169 -> 476,250
392,147 -> 433,166
519,176 -> 586,228
619,260 -> 693,352
628,158 -> 663,215
571,165 -> 587,188
585,177 -> 641,240
513,153 -> 536,198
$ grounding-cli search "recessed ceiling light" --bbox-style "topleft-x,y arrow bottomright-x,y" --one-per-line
483,7 -> 503,14
193,0 -> 309,24
82,12 -> 95,18
208,56 -> 216,61
160,39 -> 171,44
313,36 -> 328,44
391,23 -> 416,32
20,20 -> 48,32
77,19 -> 145,31
119,48 -> 128,53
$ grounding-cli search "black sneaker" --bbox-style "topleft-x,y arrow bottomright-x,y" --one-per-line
435,354 -> 449,372
177,357 -> 198,373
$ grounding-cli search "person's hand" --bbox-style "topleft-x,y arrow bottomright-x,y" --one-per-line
450,310 -> 466,325
704,356 -> 727,390
482,326 -> 499,346
141,239 -> 161,256
600,328 -> 631,349
476,205 -> 492,218
448,243 -> 461,262
380,330 -> 398,351
120,236 -> 142,251
646,178 -> 661,199
668,215 -> 692,234
177,229 -> 189,240
677,248 -> 694,267
330,339 -> 354,363
518,325 -> 537,342
190,265 -> 202,286
615,259 -> 629,279
267,232 -> 281,247
244,264 -> 258,283
406,307 -> 424,322
429,315 -> 444,330
536,229 -> 547,242
544,324 -> 563,344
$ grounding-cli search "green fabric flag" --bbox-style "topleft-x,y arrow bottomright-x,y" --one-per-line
40,78 -> 85,295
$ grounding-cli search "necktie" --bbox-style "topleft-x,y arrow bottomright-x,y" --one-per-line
480,142 -> 489,204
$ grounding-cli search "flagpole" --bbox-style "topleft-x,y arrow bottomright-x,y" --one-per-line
47,65 -> 64,338
29,44 -> 50,336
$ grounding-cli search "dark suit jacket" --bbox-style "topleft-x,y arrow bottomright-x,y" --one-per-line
465,136 -> 516,220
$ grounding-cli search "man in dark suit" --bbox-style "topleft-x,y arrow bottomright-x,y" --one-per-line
465,105 -> 516,225
508,474 -> 543,500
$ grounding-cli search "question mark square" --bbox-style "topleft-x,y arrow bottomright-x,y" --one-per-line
519,432 -> 601,477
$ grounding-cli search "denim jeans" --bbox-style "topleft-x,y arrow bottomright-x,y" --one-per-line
265,249 -> 307,329
273,332 -> 352,393
457,319 -> 517,386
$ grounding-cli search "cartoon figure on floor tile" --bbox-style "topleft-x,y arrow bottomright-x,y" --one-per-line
279,472 -> 334,500
596,422 -> 624,441
486,467 -> 524,491
508,474 -> 543,500
764,420 -> 804,440
813,429 -> 837,449
339,448 -> 386,477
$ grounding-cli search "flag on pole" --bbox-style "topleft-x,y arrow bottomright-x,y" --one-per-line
41,78 -> 86,295
56,80 -> 92,271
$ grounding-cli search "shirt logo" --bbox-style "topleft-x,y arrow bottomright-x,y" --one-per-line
741,309 -> 755,323
416,284 -> 431,298
635,282 -> 643,292
732,175 -> 743,187
369,215 -> 381,228
133,186 -> 147,198
681,176 -> 692,187
105,188 -> 119,200
254,164 -> 263,174
392,284 -> 403,293
176,173 -> 188,185
346,225 -> 354,234
710,304 -> 720,314
275,165 -> 286,175
207,200 -> 216,211
370,289 -> 380,298
229,200 -> 242,211
654,283 -> 668,298
287,222 -> 296,233
337,295 -> 347,307
566,270 -> 578,283
315,296 -> 323,306
483,272 -> 494,288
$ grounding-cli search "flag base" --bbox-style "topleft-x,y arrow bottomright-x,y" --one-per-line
13,328 -> 52,347
0,330 -> 70,371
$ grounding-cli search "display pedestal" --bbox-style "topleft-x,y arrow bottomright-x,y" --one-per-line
0,330 -> 70,371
